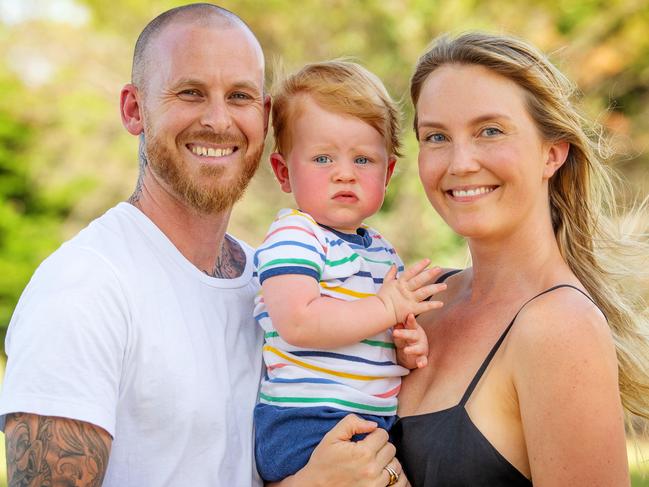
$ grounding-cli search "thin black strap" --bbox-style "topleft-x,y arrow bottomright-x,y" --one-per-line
435,269 -> 461,284
458,284 -> 596,406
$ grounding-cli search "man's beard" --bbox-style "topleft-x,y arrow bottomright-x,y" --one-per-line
142,128 -> 262,214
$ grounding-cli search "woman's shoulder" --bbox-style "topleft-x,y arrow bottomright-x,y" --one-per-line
508,285 -> 615,375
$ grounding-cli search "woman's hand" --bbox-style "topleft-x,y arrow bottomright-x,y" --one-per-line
274,414 -> 409,487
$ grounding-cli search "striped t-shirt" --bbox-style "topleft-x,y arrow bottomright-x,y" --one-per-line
253,208 -> 409,416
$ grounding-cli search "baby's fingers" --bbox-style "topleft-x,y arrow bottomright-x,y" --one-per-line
392,327 -> 421,343
399,258 -> 431,281
414,282 -> 447,302
406,267 -> 444,293
403,342 -> 428,355
383,264 -> 398,283
413,299 -> 444,315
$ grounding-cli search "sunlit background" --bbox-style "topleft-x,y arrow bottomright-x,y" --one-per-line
0,0 -> 647,483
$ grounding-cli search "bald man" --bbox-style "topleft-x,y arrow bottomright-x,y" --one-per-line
0,4 -> 269,486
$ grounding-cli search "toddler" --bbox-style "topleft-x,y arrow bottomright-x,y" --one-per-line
253,61 -> 445,482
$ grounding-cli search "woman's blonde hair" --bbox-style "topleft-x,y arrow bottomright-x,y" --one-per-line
272,60 -> 401,157
411,32 -> 649,425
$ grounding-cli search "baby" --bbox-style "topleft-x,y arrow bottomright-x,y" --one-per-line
253,61 -> 445,482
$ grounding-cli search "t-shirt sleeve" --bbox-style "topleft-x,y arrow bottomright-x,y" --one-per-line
0,244 -> 129,437
254,210 -> 327,285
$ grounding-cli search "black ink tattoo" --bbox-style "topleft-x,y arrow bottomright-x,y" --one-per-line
128,134 -> 148,205
206,235 -> 247,279
128,175 -> 143,206
6,413 -> 111,487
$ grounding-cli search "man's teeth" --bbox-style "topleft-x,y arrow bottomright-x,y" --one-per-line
191,146 -> 234,157
452,187 -> 494,197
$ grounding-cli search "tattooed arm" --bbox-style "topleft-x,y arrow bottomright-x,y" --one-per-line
5,412 -> 111,487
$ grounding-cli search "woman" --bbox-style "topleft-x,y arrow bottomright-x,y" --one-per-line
390,32 -> 649,486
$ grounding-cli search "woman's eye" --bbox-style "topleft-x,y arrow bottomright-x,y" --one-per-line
354,156 -> 370,165
425,133 -> 447,143
482,127 -> 503,137
314,155 -> 332,164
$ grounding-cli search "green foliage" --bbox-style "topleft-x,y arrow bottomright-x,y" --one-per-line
0,0 -> 648,340
0,73 -> 65,329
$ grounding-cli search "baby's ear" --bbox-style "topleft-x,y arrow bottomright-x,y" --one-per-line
270,153 -> 292,193
385,155 -> 397,187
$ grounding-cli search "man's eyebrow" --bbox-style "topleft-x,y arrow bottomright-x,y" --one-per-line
169,78 -> 262,95
230,80 -> 263,95
169,78 -> 207,90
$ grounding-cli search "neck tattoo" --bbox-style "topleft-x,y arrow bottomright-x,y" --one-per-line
204,235 -> 246,279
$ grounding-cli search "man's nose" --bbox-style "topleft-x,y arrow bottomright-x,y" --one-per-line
200,98 -> 233,132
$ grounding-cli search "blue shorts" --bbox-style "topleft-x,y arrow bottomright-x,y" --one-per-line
254,403 -> 397,482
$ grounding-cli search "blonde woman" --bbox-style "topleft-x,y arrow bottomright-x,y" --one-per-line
390,32 -> 649,486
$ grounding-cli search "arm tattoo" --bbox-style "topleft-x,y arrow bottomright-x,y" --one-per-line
6,413 -> 111,487
207,235 -> 247,279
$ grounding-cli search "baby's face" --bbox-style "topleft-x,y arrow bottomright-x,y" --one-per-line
277,95 -> 395,233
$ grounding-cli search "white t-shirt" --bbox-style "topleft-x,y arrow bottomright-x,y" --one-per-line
0,202 -> 263,487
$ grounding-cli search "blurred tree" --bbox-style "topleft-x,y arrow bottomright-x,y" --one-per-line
0,0 -> 647,344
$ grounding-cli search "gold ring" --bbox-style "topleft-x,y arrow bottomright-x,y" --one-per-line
384,465 -> 399,486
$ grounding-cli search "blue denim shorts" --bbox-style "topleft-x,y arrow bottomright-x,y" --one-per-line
254,403 -> 396,482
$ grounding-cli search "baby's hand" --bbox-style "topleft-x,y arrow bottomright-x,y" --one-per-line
377,259 -> 445,324
394,314 -> 429,369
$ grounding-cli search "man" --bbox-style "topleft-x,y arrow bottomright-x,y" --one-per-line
0,4 -> 269,486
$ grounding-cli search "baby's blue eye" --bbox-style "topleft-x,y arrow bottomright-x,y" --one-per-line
354,156 -> 370,165
314,155 -> 332,164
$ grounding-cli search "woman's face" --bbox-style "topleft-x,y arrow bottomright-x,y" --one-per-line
415,63 -> 566,241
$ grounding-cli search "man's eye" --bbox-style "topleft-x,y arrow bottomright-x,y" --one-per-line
313,155 -> 332,164
354,156 -> 370,165
231,92 -> 252,100
179,89 -> 200,96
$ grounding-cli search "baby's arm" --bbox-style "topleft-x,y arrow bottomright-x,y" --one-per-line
263,260 -> 445,349
393,314 -> 429,369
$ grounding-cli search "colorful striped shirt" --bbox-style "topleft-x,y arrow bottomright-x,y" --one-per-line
254,209 -> 409,416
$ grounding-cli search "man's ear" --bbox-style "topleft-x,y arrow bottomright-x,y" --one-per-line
270,153 -> 292,193
120,83 -> 144,136
543,141 -> 570,179
385,156 -> 397,187
263,94 -> 271,137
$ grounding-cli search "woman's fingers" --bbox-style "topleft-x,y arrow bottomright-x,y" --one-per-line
379,458 -> 406,487
324,414 -> 378,442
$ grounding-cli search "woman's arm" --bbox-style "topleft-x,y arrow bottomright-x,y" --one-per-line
513,288 -> 629,486
263,261 -> 444,349
271,414 -> 409,487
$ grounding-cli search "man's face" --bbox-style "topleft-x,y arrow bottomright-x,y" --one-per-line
139,23 -> 268,214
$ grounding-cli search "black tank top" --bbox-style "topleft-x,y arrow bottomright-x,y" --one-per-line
392,275 -> 597,487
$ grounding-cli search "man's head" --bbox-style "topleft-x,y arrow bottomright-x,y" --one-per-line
120,3 -> 270,214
